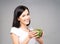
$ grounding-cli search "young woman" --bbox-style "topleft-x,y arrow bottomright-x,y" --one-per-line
10,5 -> 43,44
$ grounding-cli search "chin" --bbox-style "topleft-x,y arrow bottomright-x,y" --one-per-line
26,22 -> 30,26
25,21 -> 30,26
26,24 -> 29,26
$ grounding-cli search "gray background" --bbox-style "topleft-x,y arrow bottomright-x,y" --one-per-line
0,0 -> 60,44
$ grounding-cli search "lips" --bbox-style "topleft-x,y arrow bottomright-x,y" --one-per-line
25,20 -> 29,22
24,19 -> 30,24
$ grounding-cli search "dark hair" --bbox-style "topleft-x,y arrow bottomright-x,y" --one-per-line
12,5 -> 30,28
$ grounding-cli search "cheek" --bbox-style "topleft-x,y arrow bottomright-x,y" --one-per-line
28,16 -> 30,18
27,15 -> 30,20
20,17 -> 25,22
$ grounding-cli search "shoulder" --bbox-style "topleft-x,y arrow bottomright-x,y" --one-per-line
10,27 -> 20,36
11,27 -> 18,30
11,27 -> 19,32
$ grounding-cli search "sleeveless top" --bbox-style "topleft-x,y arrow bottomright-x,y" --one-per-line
10,27 -> 39,44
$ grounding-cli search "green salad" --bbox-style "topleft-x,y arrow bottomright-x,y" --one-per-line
33,28 -> 43,38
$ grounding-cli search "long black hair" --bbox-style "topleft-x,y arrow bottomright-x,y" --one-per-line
12,5 -> 30,28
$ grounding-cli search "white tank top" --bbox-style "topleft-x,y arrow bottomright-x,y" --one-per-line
10,27 -> 39,44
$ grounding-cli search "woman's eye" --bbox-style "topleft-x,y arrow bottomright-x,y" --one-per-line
22,13 -> 30,17
22,15 -> 25,17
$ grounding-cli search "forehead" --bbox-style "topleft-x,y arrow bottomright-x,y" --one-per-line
22,9 -> 29,15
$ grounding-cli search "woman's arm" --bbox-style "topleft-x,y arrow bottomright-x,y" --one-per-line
36,37 -> 43,44
10,33 -> 30,44
36,31 -> 44,44
21,31 -> 37,44
10,33 -> 20,44
10,31 -> 36,44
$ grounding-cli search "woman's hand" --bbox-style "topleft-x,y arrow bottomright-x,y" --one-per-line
35,31 -> 44,44
36,37 -> 43,44
21,31 -> 37,44
28,31 -> 37,38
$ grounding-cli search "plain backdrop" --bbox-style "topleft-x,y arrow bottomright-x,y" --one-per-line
0,0 -> 60,44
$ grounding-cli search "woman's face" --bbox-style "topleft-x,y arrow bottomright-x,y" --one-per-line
18,9 -> 30,26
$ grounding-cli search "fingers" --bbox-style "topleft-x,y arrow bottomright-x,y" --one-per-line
32,31 -> 37,35
36,31 -> 44,38
28,31 -> 37,38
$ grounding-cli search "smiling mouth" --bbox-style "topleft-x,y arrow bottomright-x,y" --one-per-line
25,20 -> 29,22
25,19 -> 30,21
